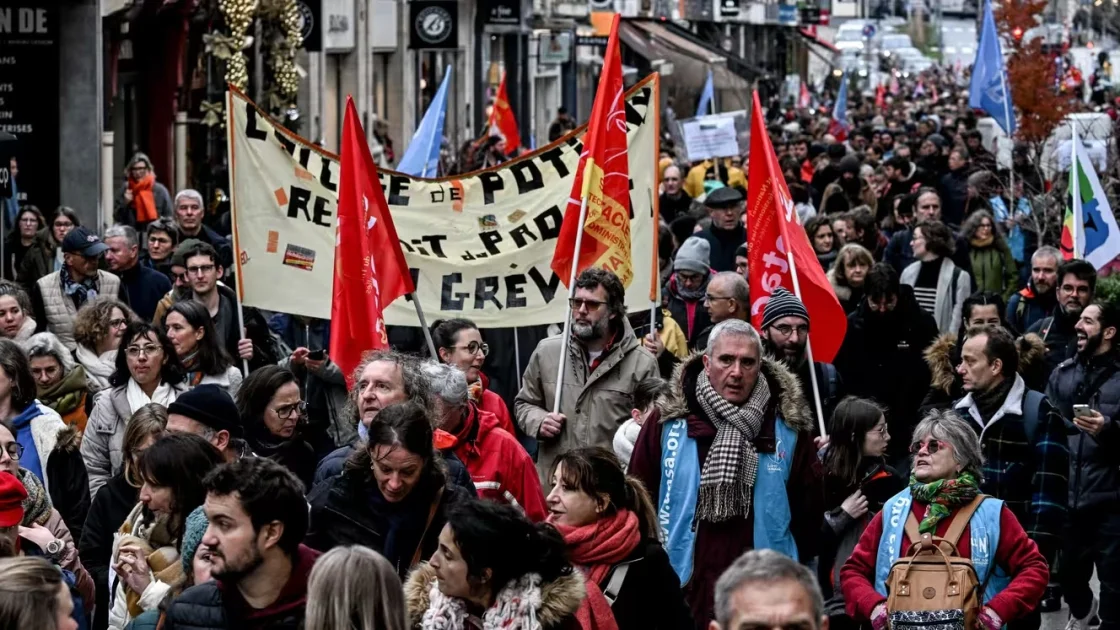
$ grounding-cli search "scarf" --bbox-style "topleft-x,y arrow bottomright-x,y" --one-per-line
972,376 -> 1014,424
468,378 -> 485,405
117,504 -> 185,619
908,471 -> 980,534
9,404 -> 45,482
60,266 -> 99,308
671,273 -> 708,303
38,365 -> 88,418
423,572 -> 545,630
17,467 -> 52,526
551,509 -> 640,585
126,378 -> 180,414
694,370 -> 770,522
180,350 -> 205,387
970,234 -> 995,248
129,173 -> 159,223
75,344 -> 116,392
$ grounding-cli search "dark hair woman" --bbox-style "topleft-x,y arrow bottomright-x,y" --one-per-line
81,322 -> 187,497
238,365 -> 316,488
3,206 -> 44,281
547,447 -> 693,630
306,401 -> 460,577
805,214 -> 838,271
962,210 -> 1017,301
430,318 -> 515,436
818,397 -> 904,630
405,499 -> 585,630
107,432 -> 223,628
163,300 -> 242,396
900,220 -> 973,335
17,206 -> 79,289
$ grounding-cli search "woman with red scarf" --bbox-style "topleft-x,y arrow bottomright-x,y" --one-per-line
547,447 -> 694,630
431,318 -> 515,436
113,153 -> 172,232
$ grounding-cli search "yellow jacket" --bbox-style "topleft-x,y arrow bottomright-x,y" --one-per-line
659,308 -> 689,360
684,160 -> 747,199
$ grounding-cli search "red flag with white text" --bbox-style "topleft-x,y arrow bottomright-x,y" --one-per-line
331,97 -> 415,386
747,91 -> 847,362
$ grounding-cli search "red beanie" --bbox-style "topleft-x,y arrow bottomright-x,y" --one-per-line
0,473 -> 28,528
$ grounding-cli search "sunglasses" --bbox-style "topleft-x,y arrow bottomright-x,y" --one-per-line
909,439 -> 948,455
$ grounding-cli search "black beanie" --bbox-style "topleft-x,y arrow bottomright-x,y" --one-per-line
167,384 -> 243,438
762,287 -> 810,330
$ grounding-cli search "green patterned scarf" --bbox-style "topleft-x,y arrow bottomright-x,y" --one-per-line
908,471 -> 980,534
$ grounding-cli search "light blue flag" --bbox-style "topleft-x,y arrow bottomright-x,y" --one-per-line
397,66 -> 452,177
697,69 -> 714,116
969,0 -> 1016,134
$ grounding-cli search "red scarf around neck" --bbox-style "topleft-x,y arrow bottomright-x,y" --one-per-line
550,509 -> 641,630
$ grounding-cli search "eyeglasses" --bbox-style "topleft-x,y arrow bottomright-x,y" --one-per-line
109,318 -> 128,329
677,272 -> 705,284
186,264 -> 216,276
275,400 -> 307,420
18,218 -> 38,225
126,344 -> 161,358
909,439 -> 948,455
569,298 -> 606,312
53,221 -> 73,229
451,341 -> 489,357
704,294 -> 733,305
0,442 -> 22,460
873,423 -> 889,438
771,323 -> 809,338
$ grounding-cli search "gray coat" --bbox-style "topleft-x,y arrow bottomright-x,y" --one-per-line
900,257 -> 972,335
1045,351 -> 1120,511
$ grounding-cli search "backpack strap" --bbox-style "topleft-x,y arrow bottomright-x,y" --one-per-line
939,495 -> 987,549
603,562 -> 634,606
1020,390 -> 1046,445
1038,316 -> 1054,342
950,266 -> 962,303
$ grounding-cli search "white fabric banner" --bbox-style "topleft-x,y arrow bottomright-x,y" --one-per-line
227,76 -> 659,327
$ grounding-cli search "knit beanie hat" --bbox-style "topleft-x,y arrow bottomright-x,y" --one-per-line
673,236 -> 711,275
761,287 -> 809,330
167,384 -> 243,438
0,472 -> 27,528
180,506 -> 209,574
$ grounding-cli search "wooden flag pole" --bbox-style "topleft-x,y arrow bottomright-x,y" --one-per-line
411,295 -> 438,358
226,88 -> 251,375
552,193 -> 590,414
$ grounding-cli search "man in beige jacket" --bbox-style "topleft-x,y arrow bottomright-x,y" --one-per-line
515,267 -> 659,485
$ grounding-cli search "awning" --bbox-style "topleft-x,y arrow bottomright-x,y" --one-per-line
618,20 -> 757,95
797,27 -> 839,66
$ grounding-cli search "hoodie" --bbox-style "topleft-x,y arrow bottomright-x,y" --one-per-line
11,403 -> 46,480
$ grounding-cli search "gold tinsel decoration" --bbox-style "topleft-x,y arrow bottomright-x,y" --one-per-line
218,0 -> 256,90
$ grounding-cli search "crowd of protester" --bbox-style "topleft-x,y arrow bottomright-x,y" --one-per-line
0,66 -> 1114,630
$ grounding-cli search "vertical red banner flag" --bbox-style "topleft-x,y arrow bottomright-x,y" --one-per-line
746,91 -> 847,362
550,13 -> 633,288
488,72 -> 522,154
332,97 -> 415,386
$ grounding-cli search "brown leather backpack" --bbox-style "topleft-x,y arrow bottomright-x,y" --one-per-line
884,495 -> 988,630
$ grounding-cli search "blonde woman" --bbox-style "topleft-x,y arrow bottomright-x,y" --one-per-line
827,243 -> 875,314
0,556 -> 79,630
306,546 -> 408,630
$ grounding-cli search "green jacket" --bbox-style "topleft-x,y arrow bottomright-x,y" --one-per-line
969,241 -> 1018,300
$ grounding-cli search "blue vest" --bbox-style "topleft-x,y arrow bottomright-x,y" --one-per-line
873,489 -> 1011,604
657,414 -> 800,585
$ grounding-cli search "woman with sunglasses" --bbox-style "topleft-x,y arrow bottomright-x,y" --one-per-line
72,297 -> 135,398
163,300 -> 242,397
840,410 -> 1048,630
818,397 -> 904,630
430,318 -> 515,437
237,365 -> 317,488
81,322 -> 187,496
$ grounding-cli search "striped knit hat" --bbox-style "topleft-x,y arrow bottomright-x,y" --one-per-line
761,287 -> 809,329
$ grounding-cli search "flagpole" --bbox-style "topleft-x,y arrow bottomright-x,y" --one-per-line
552,194 -> 590,414
411,295 -> 439,358
225,89 -> 252,375
1072,118 -> 1082,259
998,65 -> 1016,228
784,247 -> 828,438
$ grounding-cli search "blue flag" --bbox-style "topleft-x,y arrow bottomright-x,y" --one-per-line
969,0 -> 1016,135
397,66 -> 452,177
697,69 -> 714,116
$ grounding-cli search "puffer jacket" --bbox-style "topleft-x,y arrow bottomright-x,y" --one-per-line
1045,350 -> 1120,511
515,317 -> 659,485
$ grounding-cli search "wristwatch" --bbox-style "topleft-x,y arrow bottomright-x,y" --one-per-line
44,539 -> 64,562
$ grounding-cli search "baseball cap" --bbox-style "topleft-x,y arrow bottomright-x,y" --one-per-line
61,226 -> 110,257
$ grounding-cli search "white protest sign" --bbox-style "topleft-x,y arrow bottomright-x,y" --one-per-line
679,111 -> 745,161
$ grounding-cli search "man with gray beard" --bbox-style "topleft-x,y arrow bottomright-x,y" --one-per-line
516,267 -> 659,485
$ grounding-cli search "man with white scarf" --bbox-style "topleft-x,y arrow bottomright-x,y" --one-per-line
629,319 -> 823,630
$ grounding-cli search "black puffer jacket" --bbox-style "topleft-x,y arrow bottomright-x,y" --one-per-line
78,472 -> 137,630
1045,350 -> 1120,511
1028,306 -> 1080,382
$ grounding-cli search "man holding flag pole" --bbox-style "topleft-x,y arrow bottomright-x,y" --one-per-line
514,13 -> 659,485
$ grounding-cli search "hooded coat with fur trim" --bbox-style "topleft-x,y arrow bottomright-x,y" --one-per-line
921,332 -> 1047,410
628,353 -> 823,630
404,563 -> 586,630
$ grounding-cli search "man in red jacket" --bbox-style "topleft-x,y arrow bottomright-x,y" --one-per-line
424,362 -> 546,521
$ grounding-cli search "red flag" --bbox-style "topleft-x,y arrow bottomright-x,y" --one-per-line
875,84 -> 886,110
746,91 -> 847,362
331,97 -> 415,386
488,72 -> 522,154
798,82 -> 811,109
550,13 -> 633,288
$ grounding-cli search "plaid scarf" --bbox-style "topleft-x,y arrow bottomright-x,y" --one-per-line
60,265 -> 98,307
694,370 -> 770,522
17,468 -> 52,526
908,471 -> 980,534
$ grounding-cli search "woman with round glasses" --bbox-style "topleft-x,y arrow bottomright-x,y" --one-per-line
0,281 -> 37,349
163,300 -> 243,397
238,365 -> 316,488
841,410 -> 1048,630
73,298 -> 135,398
81,322 -> 187,496
430,318 -> 515,436
819,397 -> 904,630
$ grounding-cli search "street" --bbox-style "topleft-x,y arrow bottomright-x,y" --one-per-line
940,17 -> 978,69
